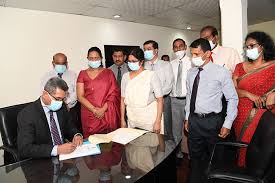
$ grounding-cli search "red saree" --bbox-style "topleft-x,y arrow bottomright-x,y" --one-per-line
233,61 -> 275,167
77,69 -> 120,138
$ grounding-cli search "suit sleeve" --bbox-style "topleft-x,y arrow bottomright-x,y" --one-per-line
62,105 -> 80,141
17,110 -> 53,159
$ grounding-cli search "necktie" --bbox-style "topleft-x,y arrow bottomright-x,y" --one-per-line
175,61 -> 183,96
117,66 -> 122,87
57,73 -> 63,78
190,68 -> 203,113
49,111 -> 62,145
151,64 -> 154,71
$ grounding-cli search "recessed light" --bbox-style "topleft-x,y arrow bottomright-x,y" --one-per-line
125,175 -> 131,179
187,26 -> 192,30
113,14 -> 121,18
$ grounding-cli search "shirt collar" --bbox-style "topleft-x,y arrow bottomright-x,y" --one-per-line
40,97 -> 50,113
201,61 -> 213,71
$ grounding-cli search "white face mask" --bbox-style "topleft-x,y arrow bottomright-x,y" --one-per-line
246,47 -> 261,60
175,50 -> 186,59
191,53 -> 206,67
209,40 -> 216,50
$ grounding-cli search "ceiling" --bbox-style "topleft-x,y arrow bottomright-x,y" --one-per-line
1,0 -> 275,31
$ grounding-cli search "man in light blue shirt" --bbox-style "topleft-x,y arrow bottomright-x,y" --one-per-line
184,38 -> 238,183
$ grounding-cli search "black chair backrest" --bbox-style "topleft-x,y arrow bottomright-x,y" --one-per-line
246,111 -> 275,178
0,103 -> 30,147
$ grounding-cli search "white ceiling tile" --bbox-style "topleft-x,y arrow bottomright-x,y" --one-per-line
178,0 -> 220,18
5,0 -> 95,14
84,6 -> 145,22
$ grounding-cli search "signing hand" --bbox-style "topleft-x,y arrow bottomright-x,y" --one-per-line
218,127 -> 230,138
57,143 -> 77,155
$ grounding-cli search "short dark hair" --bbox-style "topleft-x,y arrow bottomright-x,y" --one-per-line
129,48 -> 145,62
245,31 -> 275,61
143,40 -> 158,49
200,25 -> 218,37
87,47 -> 103,58
44,77 -> 68,94
190,38 -> 211,52
173,38 -> 186,47
112,47 -> 125,55
161,55 -> 169,60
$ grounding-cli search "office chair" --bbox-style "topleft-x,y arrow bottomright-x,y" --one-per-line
207,111 -> 275,183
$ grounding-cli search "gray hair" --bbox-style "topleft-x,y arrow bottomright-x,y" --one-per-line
44,77 -> 69,94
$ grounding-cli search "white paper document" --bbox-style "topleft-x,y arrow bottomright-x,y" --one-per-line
59,142 -> 101,161
107,128 -> 148,145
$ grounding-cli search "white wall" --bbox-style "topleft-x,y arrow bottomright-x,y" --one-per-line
248,20 -> 275,40
0,7 -> 199,108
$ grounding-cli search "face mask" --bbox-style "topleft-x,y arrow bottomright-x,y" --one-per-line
175,50 -> 186,59
128,62 -> 140,71
144,50 -> 155,61
209,40 -> 216,50
47,93 -> 63,111
54,64 -> 67,74
246,47 -> 261,60
192,55 -> 205,67
88,60 -> 101,68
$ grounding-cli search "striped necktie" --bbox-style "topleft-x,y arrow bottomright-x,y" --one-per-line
49,111 -> 62,145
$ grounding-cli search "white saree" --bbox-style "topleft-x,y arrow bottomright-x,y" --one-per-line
125,70 -> 164,134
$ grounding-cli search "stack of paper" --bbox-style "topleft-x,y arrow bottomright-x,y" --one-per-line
59,141 -> 101,161
88,128 -> 148,145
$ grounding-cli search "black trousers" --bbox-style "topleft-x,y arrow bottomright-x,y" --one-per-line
188,113 -> 223,183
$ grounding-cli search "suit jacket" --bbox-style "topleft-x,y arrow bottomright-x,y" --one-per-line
17,98 -> 79,159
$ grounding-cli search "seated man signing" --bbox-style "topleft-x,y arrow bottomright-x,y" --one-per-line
17,77 -> 83,159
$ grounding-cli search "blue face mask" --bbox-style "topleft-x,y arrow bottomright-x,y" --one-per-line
128,62 -> 140,71
47,93 -> 63,111
88,60 -> 101,68
54,64 -> 67,74
144,50 -> 155,61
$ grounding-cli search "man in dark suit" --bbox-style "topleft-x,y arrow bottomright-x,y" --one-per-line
17,77 -> 83,159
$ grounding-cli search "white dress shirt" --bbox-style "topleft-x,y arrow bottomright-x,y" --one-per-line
211,45 -> 242,73
170,55 -> 192,97
40,70 -> 77,108
144,59 -> 174,96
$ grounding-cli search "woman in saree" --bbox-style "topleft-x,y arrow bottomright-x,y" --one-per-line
233,31 -> 275,167
77,47 -> 120,138
120,48 -> 165,151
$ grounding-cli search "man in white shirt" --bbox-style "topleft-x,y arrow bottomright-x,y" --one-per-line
40,53 -> 80,131
170,39 -> 192,157
108,48 -> 129,87
143,40 -> 174,140
200,25 -> 241,73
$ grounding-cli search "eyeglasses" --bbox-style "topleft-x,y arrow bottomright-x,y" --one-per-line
47,92 -> 65,102
244,43 -> 259,50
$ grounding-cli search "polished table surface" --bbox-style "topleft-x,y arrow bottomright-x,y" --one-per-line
0,133 -> 177,183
